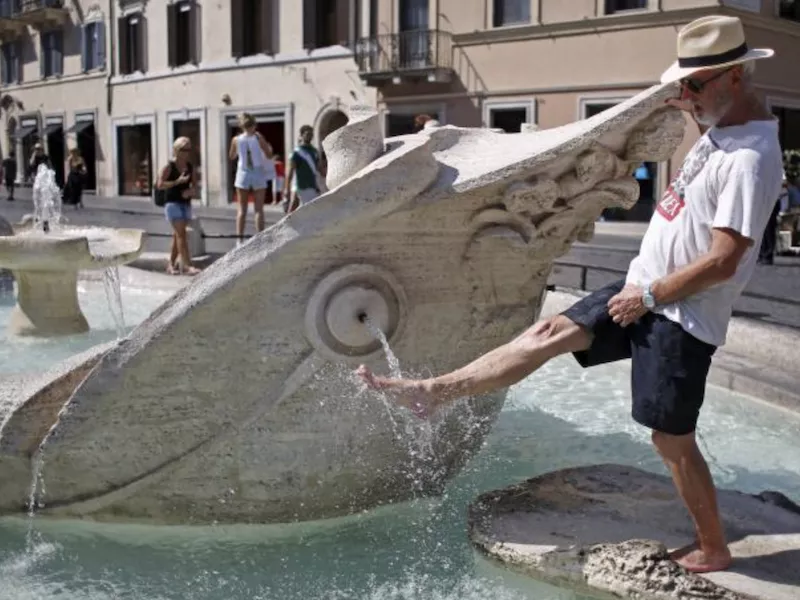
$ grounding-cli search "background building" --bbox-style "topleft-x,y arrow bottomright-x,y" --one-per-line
0,0 -> 798,215
361,0 -> 800,220
0,0 -> 376,205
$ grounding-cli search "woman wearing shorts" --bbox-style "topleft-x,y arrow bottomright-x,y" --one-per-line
157,136 -> 200,275
229,112 -> 273,244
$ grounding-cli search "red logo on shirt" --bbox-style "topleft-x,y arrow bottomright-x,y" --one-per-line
656,187 -> 685,221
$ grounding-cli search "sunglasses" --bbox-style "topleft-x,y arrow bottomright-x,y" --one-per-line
680,66 -> 734,95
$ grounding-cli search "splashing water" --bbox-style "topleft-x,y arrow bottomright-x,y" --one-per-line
102,266 -> 126,338
32,165 -> 62,233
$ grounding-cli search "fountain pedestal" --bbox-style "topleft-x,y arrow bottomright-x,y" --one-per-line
0,226 -> 146,337
9,270 -> 89,336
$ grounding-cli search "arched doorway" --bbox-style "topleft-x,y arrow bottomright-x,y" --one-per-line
317,109 -> 349,176
318,109 -> 349,144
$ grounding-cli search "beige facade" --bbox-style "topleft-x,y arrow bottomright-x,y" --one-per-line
0,0 -> 798,212
368,0 -> 800,218
0,0 -> 376,205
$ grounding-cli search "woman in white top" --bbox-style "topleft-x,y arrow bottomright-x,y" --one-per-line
228,112 -> 273,243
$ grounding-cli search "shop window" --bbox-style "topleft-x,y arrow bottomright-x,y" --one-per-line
172,118 -> 202,199
117,123 -> 152,196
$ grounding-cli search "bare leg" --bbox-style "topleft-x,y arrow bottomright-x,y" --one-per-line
167,231 -> 179,273
652,431 -> 732,573
252,188 -> 266,232
236,188 -> 249,241
358,315 -> 592,416
173,220 -> 200,275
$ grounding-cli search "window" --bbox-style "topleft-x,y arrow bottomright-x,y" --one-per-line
168,0 -> 198,67
779,0 -> 800,22
489,106 -> 530,132
1,41 -> 20,85
772,105 -> 800,151
118,12 -> 145,74
303,0 -> 352,49
493,0 -> 531,27
232,0 -> 275,57
605,0 -> 648,13
41,30 -> 64,78
82,21 -> 106,72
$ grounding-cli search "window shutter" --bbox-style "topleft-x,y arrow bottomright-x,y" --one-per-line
80,24 -> 87,71
118,17 -> 129,74
167,3 -> 176,67
97,21 -> 106,69
336,0 -> 350,46
231,0 -> 243,58
260,0 -> 272,54
54,31 -> 63,76
303,0 -> 316,50
40,33 -> 46,78
139,16 -> 147,72
189,1 -> 199,64
1,47 -> 6,85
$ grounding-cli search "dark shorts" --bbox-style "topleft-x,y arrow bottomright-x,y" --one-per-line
561,279 -> 716,436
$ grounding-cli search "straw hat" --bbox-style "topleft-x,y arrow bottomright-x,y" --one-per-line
660,15 -> 774,84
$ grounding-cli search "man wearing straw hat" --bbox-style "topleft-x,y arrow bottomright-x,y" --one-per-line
358,16 -> 783,573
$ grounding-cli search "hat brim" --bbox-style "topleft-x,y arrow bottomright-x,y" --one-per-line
660,48 -> 774,84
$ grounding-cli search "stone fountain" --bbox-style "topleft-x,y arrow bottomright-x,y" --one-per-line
0,83 -> 686,524
0,166 -> 145,336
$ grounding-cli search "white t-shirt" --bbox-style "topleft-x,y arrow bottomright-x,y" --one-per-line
626,120 -> 783,347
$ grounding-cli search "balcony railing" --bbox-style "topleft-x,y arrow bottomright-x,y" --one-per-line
15,0 -> 67,27
355,29 -> 453,80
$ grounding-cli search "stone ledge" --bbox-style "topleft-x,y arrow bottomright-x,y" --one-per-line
468,464 -> 800,600
541,289 -> 800,414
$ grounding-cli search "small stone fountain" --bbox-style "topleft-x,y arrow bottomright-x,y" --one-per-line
0,165 -> 145,336
0,84 -> 686,524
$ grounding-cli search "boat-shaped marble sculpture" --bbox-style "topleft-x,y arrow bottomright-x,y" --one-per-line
0,83 -> 686,524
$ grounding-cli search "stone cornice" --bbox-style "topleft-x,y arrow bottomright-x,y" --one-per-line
452,5 -> 800,46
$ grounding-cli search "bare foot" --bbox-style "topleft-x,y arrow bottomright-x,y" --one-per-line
669,540 -> 698,561
356,365 -> 437,418
674,547 -> 732,573
166,263 -> 178,275
182,266 -> 202,276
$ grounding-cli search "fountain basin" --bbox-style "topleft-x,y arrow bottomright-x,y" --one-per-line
0,226 -> 145,336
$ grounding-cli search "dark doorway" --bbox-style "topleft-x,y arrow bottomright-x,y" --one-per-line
225,116 -> 285,203
46,125 -> 65,187
489,107 -> 527,133
69,119 -> 97,191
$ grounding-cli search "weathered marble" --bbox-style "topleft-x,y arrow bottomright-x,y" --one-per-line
0,214 -> 12,293
0,83 -> 686,524
0,225 -> 145,336
469,464 -> 800,600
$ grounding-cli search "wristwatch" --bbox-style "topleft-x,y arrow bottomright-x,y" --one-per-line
642,285 -> 656,310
